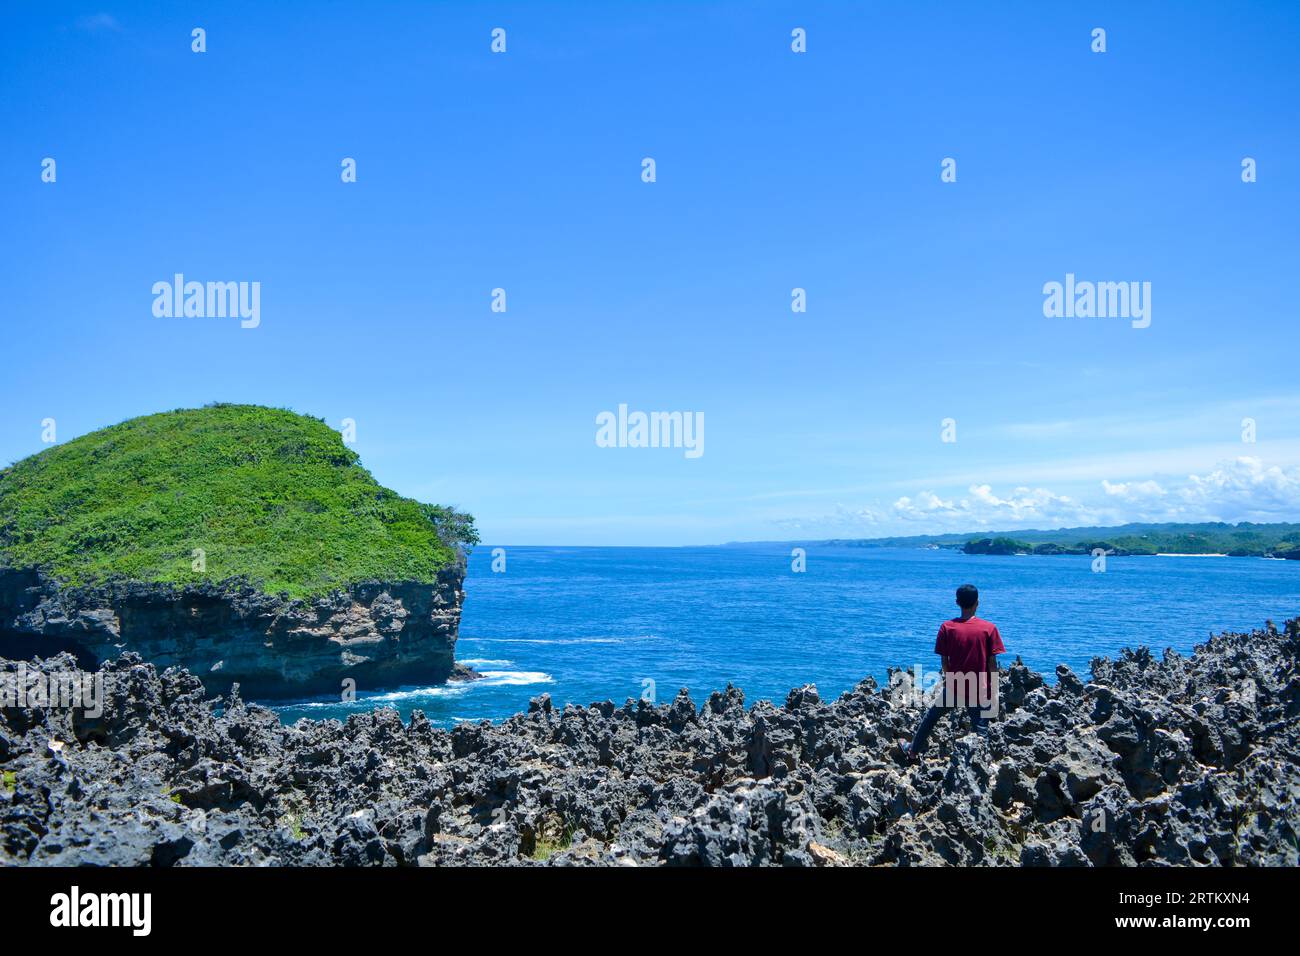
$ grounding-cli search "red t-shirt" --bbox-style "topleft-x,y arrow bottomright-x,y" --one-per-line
935,616 -> 1005,674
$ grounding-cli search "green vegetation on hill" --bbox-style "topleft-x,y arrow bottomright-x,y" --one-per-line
961,525 -> 1300,557
811,522 -> 1300,558
0,404 -> 478,599
962,537 -> 1032,555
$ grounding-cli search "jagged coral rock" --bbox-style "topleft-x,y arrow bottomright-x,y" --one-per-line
1,618 -> 1297,866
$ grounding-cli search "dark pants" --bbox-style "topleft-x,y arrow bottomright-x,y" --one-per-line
910,682 -> 992,755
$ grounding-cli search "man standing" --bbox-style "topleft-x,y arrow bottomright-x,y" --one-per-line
900,584 -> 1004,762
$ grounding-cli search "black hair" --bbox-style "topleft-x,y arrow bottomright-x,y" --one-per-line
956,584 -> 979,609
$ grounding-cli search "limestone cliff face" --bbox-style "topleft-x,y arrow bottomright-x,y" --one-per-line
0,565 -> 467,699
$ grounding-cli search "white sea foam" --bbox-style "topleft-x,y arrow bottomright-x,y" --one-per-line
457,658 -> 514,667
465,636 -> 648,645
476,670 -> 554,686
269,669 -> 552,713
367,685 -> 473,703
278,684 -> 471,709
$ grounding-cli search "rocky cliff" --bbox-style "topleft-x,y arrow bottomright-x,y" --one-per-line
0,404 -> 479,698
0,566 -> 467,699
1,617 -> 1295,866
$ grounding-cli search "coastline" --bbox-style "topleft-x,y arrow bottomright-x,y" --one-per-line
3,617 -> 1295,866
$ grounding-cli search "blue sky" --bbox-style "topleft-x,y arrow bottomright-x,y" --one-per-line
3,1 -> 1298,545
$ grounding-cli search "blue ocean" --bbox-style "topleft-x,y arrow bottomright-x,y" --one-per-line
270,546 -> 1300,725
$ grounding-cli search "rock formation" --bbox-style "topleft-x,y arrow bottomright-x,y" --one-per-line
1,617 -> 1296,866
0,566 -> 467,699
0,404 -> 479,698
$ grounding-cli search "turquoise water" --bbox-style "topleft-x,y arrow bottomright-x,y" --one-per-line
270,545 -> 1300,725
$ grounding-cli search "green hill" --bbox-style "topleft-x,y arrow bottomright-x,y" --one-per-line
0,404 -> 477,599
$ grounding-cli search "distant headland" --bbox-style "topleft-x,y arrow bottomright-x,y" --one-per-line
748,521 -> 1300,559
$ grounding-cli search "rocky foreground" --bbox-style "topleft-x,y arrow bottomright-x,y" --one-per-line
2,619 -> 1297,866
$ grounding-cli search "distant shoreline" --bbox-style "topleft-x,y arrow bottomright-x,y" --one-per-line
732,520 -> 1300,559
772,522 -> 1300,561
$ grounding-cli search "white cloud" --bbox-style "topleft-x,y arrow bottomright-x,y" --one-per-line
899,437 -> 1300,490
772,457 -> 1300,536
888,485 -> 1090,529
1178,457 -> 1300,517
1101,479 -> 1166,502
892,491 -> 958,520
74,13 -> 123,32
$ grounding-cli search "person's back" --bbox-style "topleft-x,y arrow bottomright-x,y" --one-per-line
899,584 -> 1005,762
936,614 -> 1003,678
